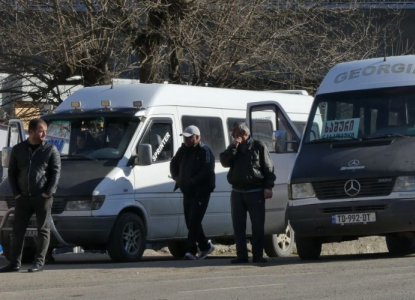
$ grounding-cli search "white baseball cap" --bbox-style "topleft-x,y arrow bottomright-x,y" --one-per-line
180,125 -> 200,137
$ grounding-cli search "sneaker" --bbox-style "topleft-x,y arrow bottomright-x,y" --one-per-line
184,252 -> 197,260
197,242 -> 215,260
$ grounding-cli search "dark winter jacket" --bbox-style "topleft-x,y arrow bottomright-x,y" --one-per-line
170,142 -> 215,196
220,137 -> 276,190
8,140 -> 61,197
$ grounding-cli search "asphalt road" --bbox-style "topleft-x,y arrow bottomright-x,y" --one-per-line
1,251 -> 415,300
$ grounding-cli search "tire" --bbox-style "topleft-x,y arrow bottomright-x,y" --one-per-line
386,235 -> 415,256
264,224 -> 295,258
296,236 -> 322,260
167,241 -> 187,258
107,213 -> 146,262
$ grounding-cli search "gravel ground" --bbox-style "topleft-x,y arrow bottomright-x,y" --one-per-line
143,236 -> 388,258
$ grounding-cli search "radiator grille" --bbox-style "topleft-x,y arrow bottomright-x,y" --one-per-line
312,178 -> 395,200
6,197 -> 67,214
322,205 -> 387,214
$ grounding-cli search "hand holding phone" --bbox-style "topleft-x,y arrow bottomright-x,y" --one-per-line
233,137 -> 242,148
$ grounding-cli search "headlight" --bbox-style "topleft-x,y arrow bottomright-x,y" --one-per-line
393,177 -> 415,192
291,183 -> 316,199
65,196 -> 106,211
66,200 -> 92,211
0,201 -> 8,211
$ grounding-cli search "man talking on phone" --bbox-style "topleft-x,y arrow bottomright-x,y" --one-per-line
220,122 -> 276,264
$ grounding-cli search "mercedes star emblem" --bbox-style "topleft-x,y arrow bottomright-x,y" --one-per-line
344,179 -> 361,197
348,159 -> 360,167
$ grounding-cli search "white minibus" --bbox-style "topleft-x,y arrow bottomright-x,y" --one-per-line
0,83 -> 312,262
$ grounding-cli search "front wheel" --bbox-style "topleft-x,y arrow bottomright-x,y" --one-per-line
296,236 -> 322,260
107,213 -> 146,262
264,224 -> 295,257
386,235 -> 415,256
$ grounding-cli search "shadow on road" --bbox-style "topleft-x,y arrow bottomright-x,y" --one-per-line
1,250 -> 411,271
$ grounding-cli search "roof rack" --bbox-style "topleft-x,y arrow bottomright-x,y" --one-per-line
264,90 -> 309,96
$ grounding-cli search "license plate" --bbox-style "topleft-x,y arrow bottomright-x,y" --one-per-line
332,212 -> 376,225
25,229 -> 38,237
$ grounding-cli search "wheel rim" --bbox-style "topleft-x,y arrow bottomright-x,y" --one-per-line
276,226 -> 292,252
122,221 -> 141,255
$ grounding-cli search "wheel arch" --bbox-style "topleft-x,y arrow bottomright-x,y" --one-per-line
110,205 -> 150,239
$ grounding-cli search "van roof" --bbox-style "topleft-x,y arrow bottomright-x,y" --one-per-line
317,55 -> 415,95
55,83 -> 313,115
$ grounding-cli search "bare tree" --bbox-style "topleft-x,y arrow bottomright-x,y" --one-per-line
128,0 -> 408,90
0,0 -> 409,121
0,0 -> 139,119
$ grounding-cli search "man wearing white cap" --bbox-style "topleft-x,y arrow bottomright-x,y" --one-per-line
170,125 -> 216,260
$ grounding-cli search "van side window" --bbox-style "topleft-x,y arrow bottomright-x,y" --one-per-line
228,117 -> 275,151
140,122 -> 173,163
182,116 -> 225,159
277,117 -> 298,152
293,122 -> 306,136
253,120 -> 274,151
250,106 -> 299,153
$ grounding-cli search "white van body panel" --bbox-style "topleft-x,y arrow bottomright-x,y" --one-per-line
67,84 -> 313,239
56,84 -> 313,114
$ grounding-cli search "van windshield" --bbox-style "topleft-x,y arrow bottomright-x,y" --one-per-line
46,117 -> 139,159
304,86 -> 415,143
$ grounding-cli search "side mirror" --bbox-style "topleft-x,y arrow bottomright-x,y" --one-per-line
136,144 -> 152,166
1,147 -> 12,168
274,130 -> 287,153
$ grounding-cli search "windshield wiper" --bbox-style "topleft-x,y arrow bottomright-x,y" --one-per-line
61,154 -> 97,161
363,134 -> 411,140
310,137 -> 339,143
310,137 -> 360,143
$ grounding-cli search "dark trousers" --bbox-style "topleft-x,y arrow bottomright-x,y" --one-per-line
10,195 -> 52,267
231,190 -> 265,260
183,194 -> 210,255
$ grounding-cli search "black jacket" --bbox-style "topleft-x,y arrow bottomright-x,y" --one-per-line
220,138 -> 276,190
8,140 -> 61,197
170,142 -> 215,196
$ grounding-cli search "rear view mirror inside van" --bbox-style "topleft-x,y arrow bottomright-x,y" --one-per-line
136,144 -> 152,166
1,147 -> 12,168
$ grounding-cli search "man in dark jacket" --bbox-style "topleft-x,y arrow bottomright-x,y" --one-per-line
220,122 -> 276,264
0,118 -> 61,273
170,125 -> 215,260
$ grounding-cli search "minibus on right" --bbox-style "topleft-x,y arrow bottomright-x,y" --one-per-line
288,55 -> 415,259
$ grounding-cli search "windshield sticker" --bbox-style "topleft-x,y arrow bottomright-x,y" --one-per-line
152,132 -> 171,162
322,118 -> 360,139
340,159 -> 365,171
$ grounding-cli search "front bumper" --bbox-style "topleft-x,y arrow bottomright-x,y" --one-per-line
288,198 -> 415,237
0,211 -> 116,248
